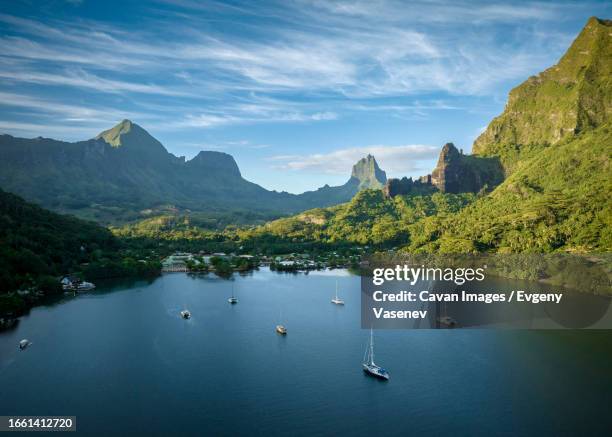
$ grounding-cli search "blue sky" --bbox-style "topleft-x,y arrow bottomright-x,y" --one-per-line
0,1 -> 610,193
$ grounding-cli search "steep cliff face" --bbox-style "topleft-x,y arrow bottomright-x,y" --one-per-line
430,143 -> 503,193
430,143 -> 462,191
186,151 -> 242,179
384,143 -> 503,197
349,154 -> 387,189
473,17 -> 612,171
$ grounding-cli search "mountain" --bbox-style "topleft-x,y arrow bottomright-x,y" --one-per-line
0,188 -> 162,318
0,120 -> 385,226
0,188 -> 113,313
294,154 -> 386,206
382,142 -> 503,196
350,155 -> 387,189
243,16 -> 612,253
473,17 -> 612,173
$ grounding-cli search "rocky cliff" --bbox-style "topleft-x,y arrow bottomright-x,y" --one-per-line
349,154 -> 387,189
472,17 -> 612,172
384,142 -> 503,197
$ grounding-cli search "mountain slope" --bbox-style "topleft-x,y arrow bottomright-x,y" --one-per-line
473,17 -> 612,173
0,188 -> 114,298
241,16 -> 612,254
295,154 -> 387,206
0,120 -> 385,225
408,123 -> 611,252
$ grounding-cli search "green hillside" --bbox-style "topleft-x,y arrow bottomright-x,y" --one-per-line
0,120 -> 386,225
238,190 -> 476,247
473,17 -> 611,173
233,16 -> 612,255
0,189 -> 160,317
407,123 -> 611,253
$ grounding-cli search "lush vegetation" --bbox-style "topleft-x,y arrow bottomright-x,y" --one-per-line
225,123 -> 610,255
0,120 -> 386,226
0,189 -> 160,318
112,190 -> 478,254
406,124 -> 612,253
238,190 -> 477,247
1,16 -> 611,324
473,17 -> 611,173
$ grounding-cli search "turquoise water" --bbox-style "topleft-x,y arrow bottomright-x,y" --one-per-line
1,268 -> 610,436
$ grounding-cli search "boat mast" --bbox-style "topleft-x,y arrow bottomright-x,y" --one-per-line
335,280 -> 338,300
369,328 -> 375,365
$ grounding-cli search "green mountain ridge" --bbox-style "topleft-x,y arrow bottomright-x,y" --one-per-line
0,188 -> 163,315
473,16 -> 612,173
235,16 -> 611,254
0,121 -> 386,226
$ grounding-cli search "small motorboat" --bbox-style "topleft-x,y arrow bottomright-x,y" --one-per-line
76,281 -> 96,292
276,325 -> 287,335
180,310 -> 191,319
19,339 -> 31,350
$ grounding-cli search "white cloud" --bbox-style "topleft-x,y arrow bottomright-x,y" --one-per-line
0,91 -> 152,123
0,1 -> 577,100
0,0 -> 597,140
268,144 -> 440,175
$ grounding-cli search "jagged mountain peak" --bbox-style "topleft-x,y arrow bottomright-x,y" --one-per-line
351,155 -> 387,189
96,119 -> 137,146
95,119 -> 168,156
438,143 -> 460,161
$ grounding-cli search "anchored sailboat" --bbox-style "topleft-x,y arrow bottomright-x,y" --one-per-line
228,283 -> 238,304
362,328 -> 389,380
331,280 -> 344,305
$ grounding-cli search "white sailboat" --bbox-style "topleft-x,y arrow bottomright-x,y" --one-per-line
362,328 -> 389,380
331,280 -> 345,305
228,283 -> 238,304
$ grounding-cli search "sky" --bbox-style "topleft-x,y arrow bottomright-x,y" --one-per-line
0,1 -> 610,193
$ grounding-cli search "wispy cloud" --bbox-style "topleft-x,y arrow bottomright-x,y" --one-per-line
0,1 -> 580,102
268,144 -> 440,175
0,91 -> 152,123
0,0 -> 606,147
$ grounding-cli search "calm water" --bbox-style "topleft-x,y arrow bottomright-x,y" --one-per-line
1,268 -> 611,436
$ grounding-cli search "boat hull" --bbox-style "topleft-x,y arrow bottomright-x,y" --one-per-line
362,364 -> 389,380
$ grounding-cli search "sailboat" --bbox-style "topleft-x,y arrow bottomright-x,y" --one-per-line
276,309 -> 287,335
331,280 -> 344,305
19,339 -> 31,350
362,328 -> 389,380
228,283 -> 238,304
436,301 -> 456,328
